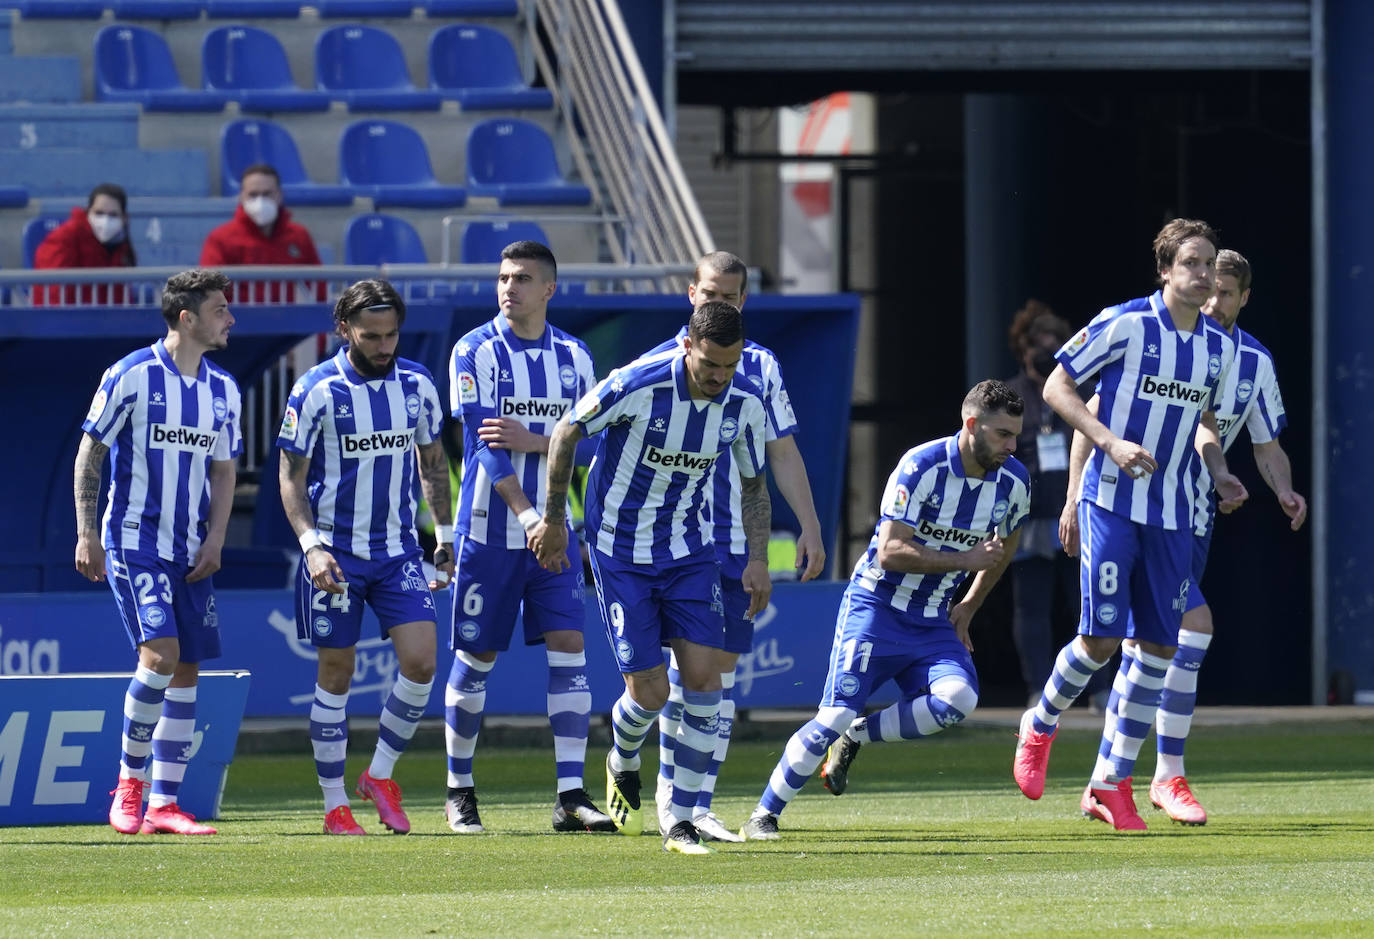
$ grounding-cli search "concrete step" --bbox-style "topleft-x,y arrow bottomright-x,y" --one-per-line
0,102 -> 140,148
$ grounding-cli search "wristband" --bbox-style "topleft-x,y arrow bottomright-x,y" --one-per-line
434,523 -> 453,545
518,508 -> 541,532
298,529 -> 324,553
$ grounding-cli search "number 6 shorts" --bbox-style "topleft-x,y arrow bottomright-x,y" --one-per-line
448,534 -> 585,654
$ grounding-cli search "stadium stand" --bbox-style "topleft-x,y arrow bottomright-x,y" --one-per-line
316,0 -> 414,15
423,0 -> 519,14
0,185 -> 28,207
459,217 -> 548,262
13,1 -> 105,18
94,24 -> 228,110
202,25 -> 330,112
315,23 -> 442,111
465,117 -> 592,206
428,23 -> 552,111
343,211 -> 427,264
339,119 -> 466,207
220,118 -> 355,205
21,213 -> 64,267
110,1 -> 205,19
204,1 -> 301,16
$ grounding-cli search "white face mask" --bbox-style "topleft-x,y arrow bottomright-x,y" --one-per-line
243,195 -> 279,228
88,211 -> 123,244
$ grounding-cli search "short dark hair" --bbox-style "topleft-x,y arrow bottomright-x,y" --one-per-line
162,269 -> 231,329
962,379 -> 1024,420
334,279 -> 406,331
240,163 -> 281,186
1216,248 -> 1252,293
500,240 -> 557,280
688,300 -> 745,348
693,251 -> 749,295
1153,218 -> 1219,282
87,182 -> 128,214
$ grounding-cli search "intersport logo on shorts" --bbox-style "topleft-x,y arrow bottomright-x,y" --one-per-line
915,517 -> 984,548
342,429 -> 415,455
1139,375 -> 1208,407
500,397 -> 569,420
644,445 -> 716,474
149,423 -> 217,454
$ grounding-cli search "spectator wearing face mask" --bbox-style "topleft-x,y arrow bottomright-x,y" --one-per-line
34,182 -> 138,305
200,163 -> 321,302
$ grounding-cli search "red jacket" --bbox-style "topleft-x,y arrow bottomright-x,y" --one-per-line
33,206 -> 137,306
200,204 -> 323,302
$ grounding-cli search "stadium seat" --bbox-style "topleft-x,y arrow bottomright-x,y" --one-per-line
459,218 -> 547,263
205,1 -> 301,16
221,118 -> 355,205
0,185 -> 29,208
340,120 -> 466,207
16,1 -> 105,18
465,118 -> 592,206
110,1 -> 205,18
315,25 -> 443,112
423,0 -> 519,15
22,214 -> 66,268
203,26 -> 331,113
317,0 -> 413,14
342,213 -> 427,264
428,24 -> 553,111
94,25 -> 229,111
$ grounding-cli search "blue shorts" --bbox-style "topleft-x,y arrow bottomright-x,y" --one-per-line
1185,527 -> 1211,612
1077,501 -> 1192,646
587,547 -> 724,674
818,587 -> 977,710
448,534 -> 585,653
106,547 -> 221,664
295,547 -> 437,649
717,550 -> 755,655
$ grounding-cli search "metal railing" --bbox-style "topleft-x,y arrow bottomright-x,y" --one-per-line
532,0 -> 713,291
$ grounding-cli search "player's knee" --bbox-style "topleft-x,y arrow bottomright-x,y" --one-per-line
815,705 -> 859,735
928,678 -> 978,725
1181,604 -> 1214,635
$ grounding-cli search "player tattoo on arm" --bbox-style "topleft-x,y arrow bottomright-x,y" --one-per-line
416,440 -> 453,527
543,417 -> 583,524
740,473 -> 771,564
73,434 -> 109,534
278,450 -> 318,537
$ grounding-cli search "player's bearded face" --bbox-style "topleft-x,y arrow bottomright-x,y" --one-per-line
342,307 -> 401,378
684,337 -> 742,399
187,290 -> 233,350
971,412 -> 1020,471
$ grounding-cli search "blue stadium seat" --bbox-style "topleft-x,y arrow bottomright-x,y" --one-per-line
221,118 -> 355,205
0,186 -> 29,208
94,25 -> 229,111
110,1 -> 205,18
428,24 -> 552,111
17,1 -> 105,18
22,214 -> 66,268
205,1 -> 301,16
203,25 -> 330,112
315,25 -> 442,112
317,0 -> 413,14
343,213 -> 427,264
423,0 -> 518,15
339,119 -> 466,208
465,118 -> 591,206
459,218 -> 547,262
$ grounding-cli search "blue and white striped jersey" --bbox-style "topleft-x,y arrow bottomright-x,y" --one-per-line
277,347 -> 443,560
1057,290 -> 1237,531
851,434 -> 1030,619
82,339 -> 242,565
1187,325 -> 1287,535
448,315 -> 596,547
572,352 -> 767,566
644,328 -> 799,555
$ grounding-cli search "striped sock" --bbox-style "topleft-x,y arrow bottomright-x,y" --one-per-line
148,685 -> 196,808
547,649 -> 591,792
695,670 -> 735,813
310,684 -> 350,812
608,691 -> 658,772
758,706 -> 855,817
1155,629 -> 1212,781
120,665 -> 170,782
1093,645 -> 1137,780
1031,638 -> 1109,735
369,674 -> 432,780
857,676 -> 977,742
1105,648 -> 1172,781
670,688 -> 721,822
445,651 -> 492,789
656,654 -> 684,789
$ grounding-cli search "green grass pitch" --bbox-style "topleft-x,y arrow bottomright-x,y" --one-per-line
3,718 -> 1373,937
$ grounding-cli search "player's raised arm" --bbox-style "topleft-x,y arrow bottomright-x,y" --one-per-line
73,433 -> 109,581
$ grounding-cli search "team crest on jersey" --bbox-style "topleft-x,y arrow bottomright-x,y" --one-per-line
888,484 -> 911,515
313,615 -> 333,638
402,561 -> 427,592
559,364 -> 577,389
143,606 -> 167,628
749,373 -> 764,389
204,595 -> 218,629
991,499 -> 1009,523
405,393 -> 421,418
280,405 -> 299,440
458,371 -> 478,404
1207,354 -> 1223,378
719,417 -> 739,443
212,397 -> 228,421
837,673 -> 861,697
1097,603 -> 1118,626
1065,327 -> 1090,355
1236,379 -> 1254,403
86,389 -> 108,423
458,620 -> 480,641
616,638 -> 635,663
